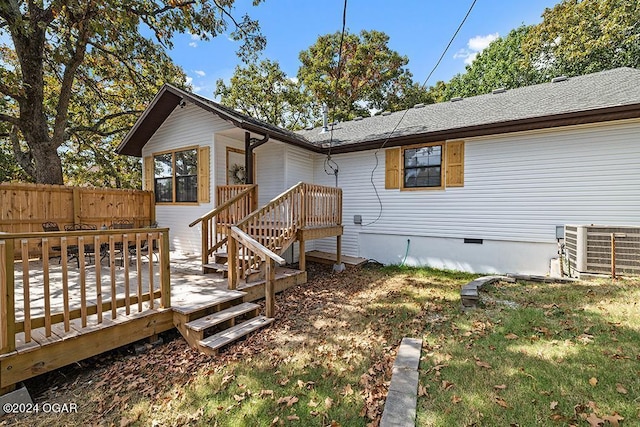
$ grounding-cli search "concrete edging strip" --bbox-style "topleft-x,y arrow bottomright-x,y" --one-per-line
380,337 -> 423,427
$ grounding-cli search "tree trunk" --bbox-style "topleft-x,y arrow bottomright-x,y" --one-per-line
31,142 -> 64,185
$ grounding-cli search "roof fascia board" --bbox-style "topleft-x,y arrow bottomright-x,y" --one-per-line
116,85 -> 180,155
239,122 -> 323,153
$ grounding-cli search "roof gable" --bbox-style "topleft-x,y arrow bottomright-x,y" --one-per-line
116,84 -> 317,157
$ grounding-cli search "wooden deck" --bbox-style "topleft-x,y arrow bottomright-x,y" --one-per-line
0,252 -> 304,390
0,181 -> 340,393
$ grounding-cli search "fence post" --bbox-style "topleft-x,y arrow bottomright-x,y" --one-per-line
251,185 -> 258,212
160,230 -> 171,308
0,239 -> 16,353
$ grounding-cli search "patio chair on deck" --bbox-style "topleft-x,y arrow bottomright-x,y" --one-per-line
107,219 -> 135,265
41,222 -> 63,263
64,223 -> 97,267
128,222 -> 159,263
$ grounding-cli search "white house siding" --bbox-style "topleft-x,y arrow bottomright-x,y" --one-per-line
141,103 -> 234,254
312,119 -> 640,274
254,142 -> 286,206
284,145 -> 316,260
284,145 -> 314,188
252,142 -> 316,263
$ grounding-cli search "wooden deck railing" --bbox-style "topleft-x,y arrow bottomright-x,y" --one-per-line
229,226 -> 285,317
229,182 -> 342,285
0,228 -> 170,354
189,185 -> 257,266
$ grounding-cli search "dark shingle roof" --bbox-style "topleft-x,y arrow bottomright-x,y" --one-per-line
118,68 -> 640,157
296,67 -> 640,149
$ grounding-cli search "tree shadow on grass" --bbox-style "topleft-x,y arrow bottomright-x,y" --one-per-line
417,279 -> 640,426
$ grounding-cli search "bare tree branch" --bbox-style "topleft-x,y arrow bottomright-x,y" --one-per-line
51,5 -> 94,147
0,81 -> 24,101
9,125 -> 35,180
146,1 -> 197,17
0,112 -> 20,126
212,0 -> 253,39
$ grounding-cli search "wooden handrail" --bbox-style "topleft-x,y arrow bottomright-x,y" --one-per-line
229,226 -> 285,265
235,182 -> 304,229
188,184 -> 257,228
224,182 -> 341,317
229,226 -> 284,318
189,184 -> 257,267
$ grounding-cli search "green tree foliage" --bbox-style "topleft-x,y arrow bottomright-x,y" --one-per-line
0,1 -> 265,185
297,30 -> 418,120
439,0 -> 639,100
370,74 -> 436,113
215,59 -> 316,130
523,0 -> 640,79
444,26 -> 542,99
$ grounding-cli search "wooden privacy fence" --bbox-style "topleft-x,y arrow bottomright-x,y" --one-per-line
0,183 -> 155,234
0,228 -> 171,354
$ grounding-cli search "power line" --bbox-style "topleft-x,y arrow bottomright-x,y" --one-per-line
362,0 -> 478,227
324,0 -> 348,186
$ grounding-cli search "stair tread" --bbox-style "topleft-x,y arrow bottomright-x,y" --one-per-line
186,302 -> 260,332
172,290 -> 246,315
204,262 -> 228,271
198,316 -> 274,351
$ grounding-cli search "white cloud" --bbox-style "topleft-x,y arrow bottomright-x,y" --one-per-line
189,41 -> 198,48
194,70 -> 206,77
468,33 -> 499,51
288,76 -> 299,84
185,76 -> 204,93
190,33 -> 201,41
454,32 -> 499,65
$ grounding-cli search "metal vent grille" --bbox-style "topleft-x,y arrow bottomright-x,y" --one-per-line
564,225 -> 640,277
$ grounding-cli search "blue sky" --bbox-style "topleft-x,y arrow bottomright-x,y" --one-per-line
170,0 -> 560,97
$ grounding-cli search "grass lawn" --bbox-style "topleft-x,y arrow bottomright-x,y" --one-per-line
3,263 -> 639,427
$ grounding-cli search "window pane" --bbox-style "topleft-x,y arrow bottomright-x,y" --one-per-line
155,177 -> 173,202
404,145 -> 442,167
176,175 -> 198,202
176,149 -> 198,176
404,166 -> 441,188
403,145 -> 442,188
154,153 -> 173,178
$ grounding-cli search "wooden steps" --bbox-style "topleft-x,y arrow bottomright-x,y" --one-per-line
198,316 -> 274,355
185,302 -> 260,333
172,289 -> 272,355
203,262 -> 229,276
172,289 -> 245,317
